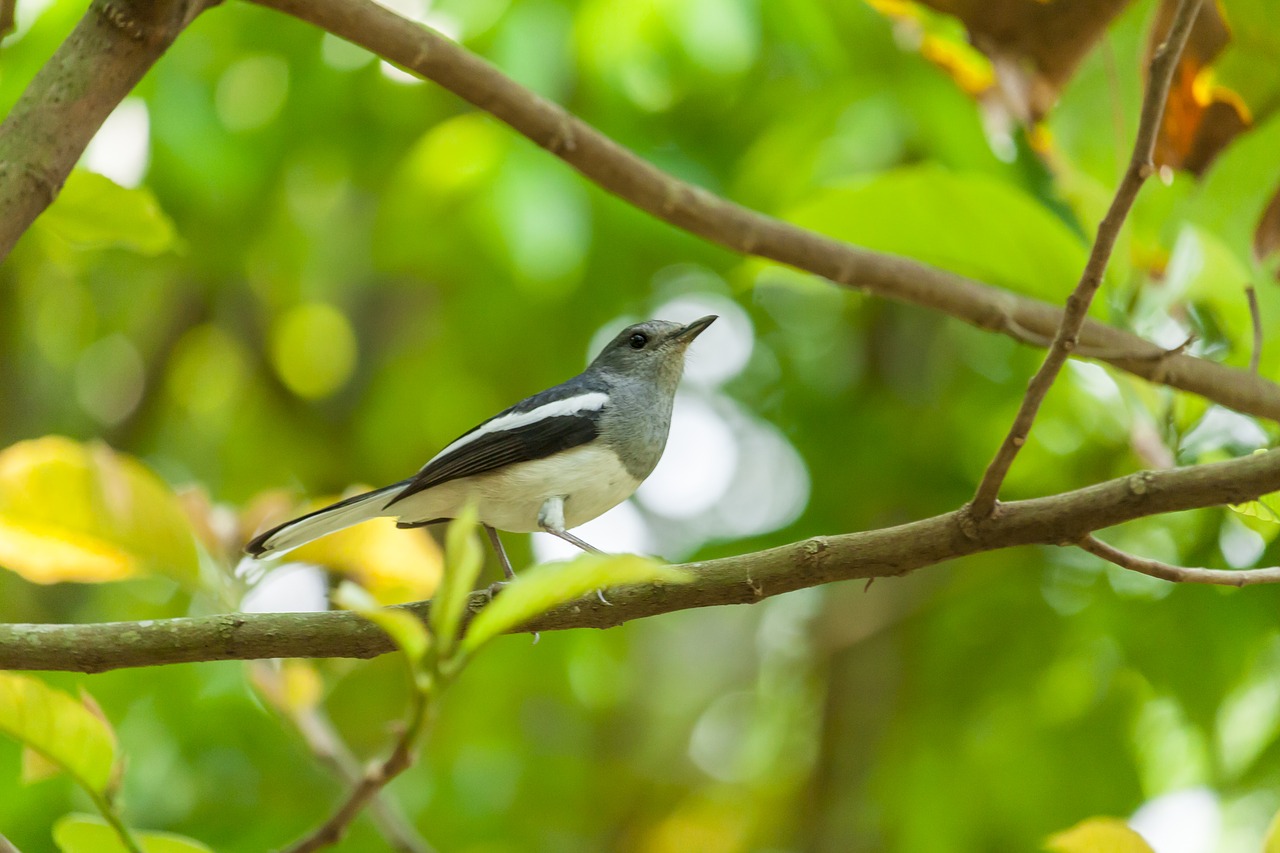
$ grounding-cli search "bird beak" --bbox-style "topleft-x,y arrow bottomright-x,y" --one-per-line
675,315 -> 717,343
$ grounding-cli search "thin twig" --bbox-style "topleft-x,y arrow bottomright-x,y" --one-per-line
970,0 -> 1204,520
285,671 -> 437,852
1246,283 -> 1263,374
0,0 -> 16,42
251,662 -> 433,853
289,707 -> 433,853
1002,315 -> 1194,362
0,0 -> 214,258
1078,534 -> 1280,586
6,448 -> 1280,674
2,0 -> 1279,422
87,790 -> 144,853
237,0 -> 1280,425
0,833 -> 23,853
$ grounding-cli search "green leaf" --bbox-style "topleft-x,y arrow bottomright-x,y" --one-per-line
54,814 -> 213,853
334,581 -> 430,665
0,436 -> 200,586
783,164 -> 1088,299
0,672 -> 116,795
462,554 -> 691,655
1044,817 -> 1154,853
38,170 -> 179,256
429,505 -> 484,656
1230,494 -> 1280,524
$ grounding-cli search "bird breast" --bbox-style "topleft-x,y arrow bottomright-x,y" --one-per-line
390,444 -> 642,533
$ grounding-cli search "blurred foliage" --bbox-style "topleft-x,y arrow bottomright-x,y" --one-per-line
2,0 -> 1280,850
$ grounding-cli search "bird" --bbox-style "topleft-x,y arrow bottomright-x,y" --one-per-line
245,315 -> 717,580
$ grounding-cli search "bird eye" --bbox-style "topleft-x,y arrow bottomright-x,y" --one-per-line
629,333 -> 648,350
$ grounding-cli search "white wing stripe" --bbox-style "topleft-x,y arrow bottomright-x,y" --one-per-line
427,391 -> 609,466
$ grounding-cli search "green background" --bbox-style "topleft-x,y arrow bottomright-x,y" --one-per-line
3,0 -> 1280,850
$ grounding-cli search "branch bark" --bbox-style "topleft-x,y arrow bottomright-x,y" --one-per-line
2,0 -> 1279,424
6,448 -> 1280,674
1078,534 -> 1280,585
1,0 -> 16,42
242,0 -> 1280,426
970,0 -> 1203,518
0,0 -> 210,258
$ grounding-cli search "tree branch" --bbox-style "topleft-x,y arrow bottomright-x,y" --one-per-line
1247,283 -> 1263,374
5,448 -> 1280,673
0,0 -> 212,259
284,684 -> 433,853
251,662 -> 434,853
240,0 -> 1280,426
1078,534 -> 1280,586
0,0 -> 16,42
2,0 -> 1278,424
970,0 -> 1203,519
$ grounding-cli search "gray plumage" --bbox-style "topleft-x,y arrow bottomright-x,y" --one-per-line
245,315 -> 716,570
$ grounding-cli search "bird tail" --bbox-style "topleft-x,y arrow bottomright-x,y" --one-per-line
245,481 -> 409,559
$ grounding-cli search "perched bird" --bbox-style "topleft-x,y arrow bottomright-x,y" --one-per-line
245,315 -> 717,578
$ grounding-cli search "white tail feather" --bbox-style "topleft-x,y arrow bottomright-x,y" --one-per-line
248,484 -> 402,558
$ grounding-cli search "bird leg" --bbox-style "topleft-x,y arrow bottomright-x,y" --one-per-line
484,524 -> 516,580
536,496 -> 603,554
537,497 -> 611,605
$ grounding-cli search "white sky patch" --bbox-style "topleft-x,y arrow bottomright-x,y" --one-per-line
1130,788 -> 1221,853
531,499 -> 651,563
638,393 -> 738,518
1220,515 -> 1266,569
375,0 -> 427,20
240,562 -> 330,613
656,293 -> 754,387
380,61 -> 424,85
82,99 -> 151,188
12,0 -> 58,40
710,406 -> 809,538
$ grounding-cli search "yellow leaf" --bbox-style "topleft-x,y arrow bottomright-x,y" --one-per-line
288,491 -> 442,605
0,672 -> 117,795
0,437 -> 198,585
281,659 -> 324,714
1045,817 -> 1155,853
21,745 -> 62,784
249,660 -> 324,716
1264,804 -> 1280,853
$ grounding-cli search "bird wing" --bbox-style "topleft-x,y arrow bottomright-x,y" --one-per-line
385,380 -> 608,508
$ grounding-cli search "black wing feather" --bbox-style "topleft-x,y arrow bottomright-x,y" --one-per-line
385,374 -> 609,509
386,413 -> 599,507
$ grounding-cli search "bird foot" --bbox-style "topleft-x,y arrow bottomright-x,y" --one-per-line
596,588 -> 612,606
486,580 -> 509,602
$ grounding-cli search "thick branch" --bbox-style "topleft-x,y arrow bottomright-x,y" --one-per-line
971,0 -> 1203,518
5,448 -> 1280,673
0,0 -> 210,258
244,0 -> 1280,424
2,0 -> 1278,422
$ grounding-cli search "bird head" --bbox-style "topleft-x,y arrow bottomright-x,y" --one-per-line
589,315 -> 717,386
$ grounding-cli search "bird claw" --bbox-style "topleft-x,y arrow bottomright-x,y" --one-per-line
596,588 -> 612,606
486,581 -> 509,602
